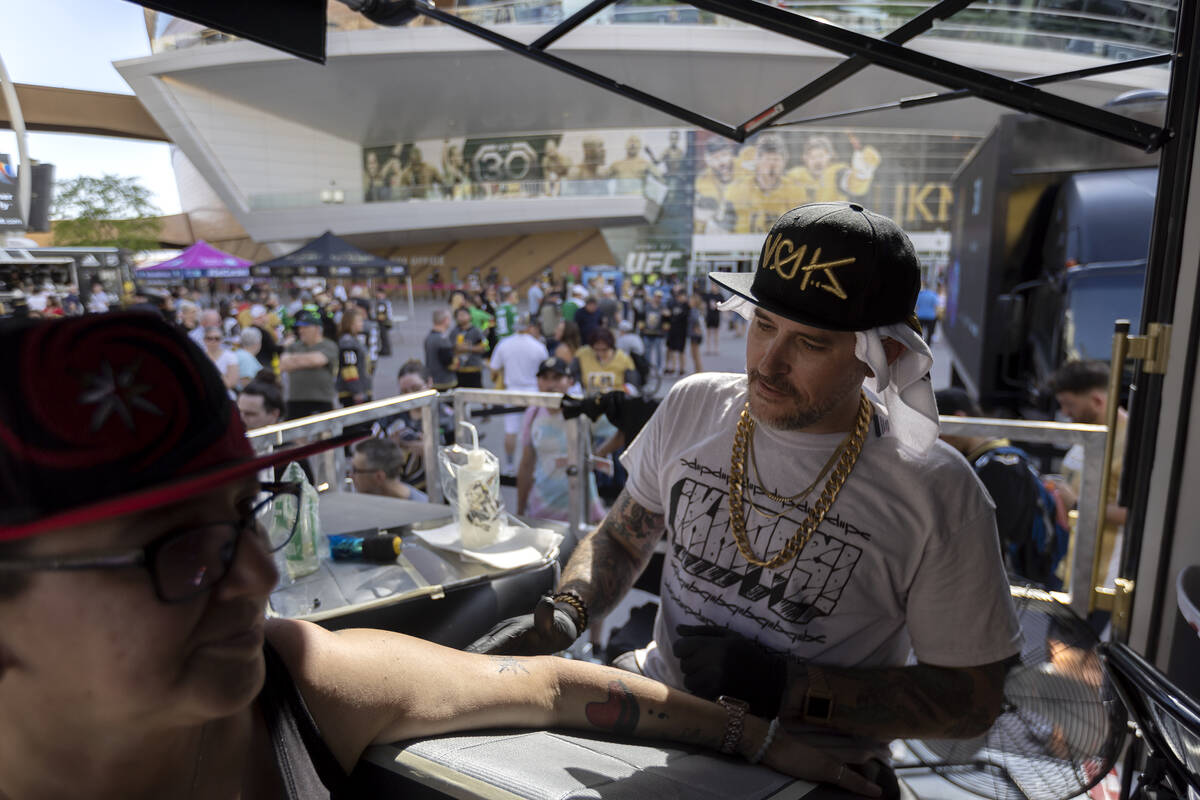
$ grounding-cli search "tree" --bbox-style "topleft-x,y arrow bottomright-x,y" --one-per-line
51,174 -> 162,251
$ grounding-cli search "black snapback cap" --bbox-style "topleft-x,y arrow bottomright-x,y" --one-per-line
709,202 -> 921,332
537,356 -> 570,377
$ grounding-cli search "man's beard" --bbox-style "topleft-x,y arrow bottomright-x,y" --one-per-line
746,369 -> 844,431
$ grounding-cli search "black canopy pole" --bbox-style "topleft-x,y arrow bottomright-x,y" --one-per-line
531,0 -> 617,51
691,0 -> 1166,151
766,53 -> 1173,129
741,0 -> 977,134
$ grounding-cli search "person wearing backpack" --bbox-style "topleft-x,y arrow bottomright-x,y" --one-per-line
935,388 -> 1069,590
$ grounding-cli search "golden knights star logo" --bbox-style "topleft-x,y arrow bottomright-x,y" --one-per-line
79,360 -> 164,432
761,234 -> 852,300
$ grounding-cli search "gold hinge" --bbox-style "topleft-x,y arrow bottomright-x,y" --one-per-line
1126,322 -> 1171,374
1093,578 -> 1135,635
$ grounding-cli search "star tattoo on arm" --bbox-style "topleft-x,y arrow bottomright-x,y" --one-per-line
488,656 -> 530,675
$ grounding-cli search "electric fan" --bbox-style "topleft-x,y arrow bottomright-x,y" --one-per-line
904,586 -> 1127,800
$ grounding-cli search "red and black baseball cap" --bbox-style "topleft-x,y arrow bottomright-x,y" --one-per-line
710,202 -> 921,332
0,311 -> 359,542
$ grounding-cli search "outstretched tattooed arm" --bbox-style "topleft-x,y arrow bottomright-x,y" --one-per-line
558,488 -> 666,621
266,619 -> 882,793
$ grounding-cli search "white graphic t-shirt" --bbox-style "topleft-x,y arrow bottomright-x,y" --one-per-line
621,373 -> 1021,759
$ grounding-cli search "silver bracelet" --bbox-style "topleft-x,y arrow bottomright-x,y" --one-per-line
748,717 -> 780,765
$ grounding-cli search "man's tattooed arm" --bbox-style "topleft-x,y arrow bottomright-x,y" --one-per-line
779,658 -> 1013,740
558,489 -> 666,620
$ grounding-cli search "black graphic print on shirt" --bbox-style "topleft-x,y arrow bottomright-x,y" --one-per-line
665,461 -> 872,648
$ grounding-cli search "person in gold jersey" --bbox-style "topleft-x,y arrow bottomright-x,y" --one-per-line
694,138 -> 737,234
787,134 -> 881,204
724,134 -> 807,234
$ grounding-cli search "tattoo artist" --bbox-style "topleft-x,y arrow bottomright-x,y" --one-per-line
469,203 -> 1023,798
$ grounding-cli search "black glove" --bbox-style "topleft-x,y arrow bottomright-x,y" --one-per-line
672,624 -> 787,717
603,393 -> 659,441
465,595 -> 581,656
561,391 -> 660,441
560,393 -> 605,422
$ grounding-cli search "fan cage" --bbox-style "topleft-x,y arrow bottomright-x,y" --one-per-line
905,587 -> 1127,800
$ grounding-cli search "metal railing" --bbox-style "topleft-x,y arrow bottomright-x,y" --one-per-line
245,387 -> 597,536
247,389 -> 443,502
939,414 -> 1107,617
248,175 -> 658,212
247,390 -> 1111,616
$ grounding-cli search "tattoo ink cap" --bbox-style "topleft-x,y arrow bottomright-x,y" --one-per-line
329,532 -> 404,562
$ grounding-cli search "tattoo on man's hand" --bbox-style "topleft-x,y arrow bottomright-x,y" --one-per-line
585,680 -> 640,735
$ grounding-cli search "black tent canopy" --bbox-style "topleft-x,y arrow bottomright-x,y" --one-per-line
250,231 -> 406,279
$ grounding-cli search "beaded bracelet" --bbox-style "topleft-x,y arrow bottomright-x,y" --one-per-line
550,590 -> 589,633
748,717 -> 780,765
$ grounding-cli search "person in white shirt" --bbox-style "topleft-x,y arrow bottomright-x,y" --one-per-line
488,313 -> 550,473
527,280 -> 545,316
235,328 -> 264,389
470,203 -> 1021,798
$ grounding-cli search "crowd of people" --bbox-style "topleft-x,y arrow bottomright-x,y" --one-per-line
0,277 -> 112,318
409,272 -> 740,518
428,271 -> 734,389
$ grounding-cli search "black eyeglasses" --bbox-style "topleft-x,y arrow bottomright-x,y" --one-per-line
0,482 -> 303,603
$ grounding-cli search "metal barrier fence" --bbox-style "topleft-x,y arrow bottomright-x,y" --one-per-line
246,389 -> 443,502
247,389 -> 1109,616
244,387 -> 595,535
939,415 -> 1108,617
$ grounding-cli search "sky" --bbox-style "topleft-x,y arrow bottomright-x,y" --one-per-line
0,0 -> 181,215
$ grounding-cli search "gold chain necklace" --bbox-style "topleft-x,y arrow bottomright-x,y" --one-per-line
747,416 -> 853,506
729,393 -> 871,569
